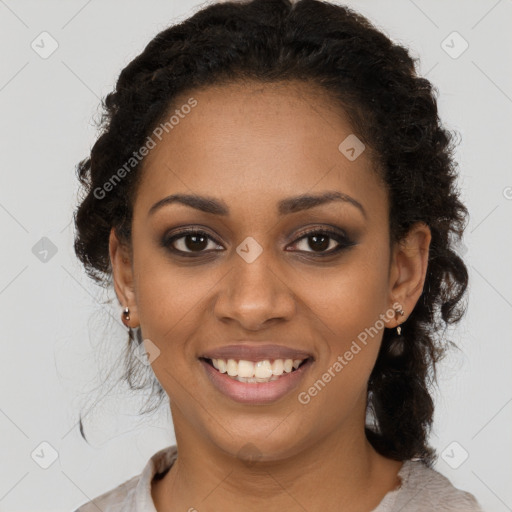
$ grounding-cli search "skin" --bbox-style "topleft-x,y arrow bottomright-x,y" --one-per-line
109,80 -> 431,512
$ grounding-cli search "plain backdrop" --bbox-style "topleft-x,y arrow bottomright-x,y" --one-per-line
0,1 -> 511,511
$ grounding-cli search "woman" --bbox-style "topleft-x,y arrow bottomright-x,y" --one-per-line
72,0 -> 484,510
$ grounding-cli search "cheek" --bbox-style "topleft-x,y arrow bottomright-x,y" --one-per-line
298,251 -> 390,393
131,241 -> 231,394
132,238 -> 207,334
304,251 -> 390,335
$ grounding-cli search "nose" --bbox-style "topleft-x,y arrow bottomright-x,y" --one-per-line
213,249 -> 296,331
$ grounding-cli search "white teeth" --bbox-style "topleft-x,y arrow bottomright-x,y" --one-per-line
271,359 -> 283,375
234,375 -> 282,383
226,359 -> 238,376
254,360 -> 273,379
238,360 -> 255,378
209,357 -> 307,379
217,359 -> 227,373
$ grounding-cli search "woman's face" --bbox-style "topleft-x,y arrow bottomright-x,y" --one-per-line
110,80 -> 430,461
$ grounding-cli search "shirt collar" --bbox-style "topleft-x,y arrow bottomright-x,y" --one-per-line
124,445 -> 178,512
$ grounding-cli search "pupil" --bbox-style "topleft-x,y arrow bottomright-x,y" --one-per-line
309,234 -> 329,252
186,234 -> 208,251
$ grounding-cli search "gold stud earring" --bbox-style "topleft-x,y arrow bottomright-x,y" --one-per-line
122,306 -> 130,322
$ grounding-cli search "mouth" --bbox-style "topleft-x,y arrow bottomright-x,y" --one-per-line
198,356 -> 314,404
199,356 -> 312,382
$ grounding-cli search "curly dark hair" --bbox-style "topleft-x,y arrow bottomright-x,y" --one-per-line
73,0 -> 469,465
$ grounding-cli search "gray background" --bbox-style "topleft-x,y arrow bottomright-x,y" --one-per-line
0,0 -> 511,510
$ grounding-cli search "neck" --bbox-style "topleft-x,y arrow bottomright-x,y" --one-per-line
152,404 -> 403,512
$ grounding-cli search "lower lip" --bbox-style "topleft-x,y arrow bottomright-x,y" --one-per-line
200,358 -> 313,404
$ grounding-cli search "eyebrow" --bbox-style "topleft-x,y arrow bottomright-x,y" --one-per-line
148,191 -> 366,219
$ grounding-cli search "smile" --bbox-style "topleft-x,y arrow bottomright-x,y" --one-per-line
199,356 -> 314,404
204,357 -> 309,382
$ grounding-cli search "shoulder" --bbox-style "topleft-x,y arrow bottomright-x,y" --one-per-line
389,459 -> 485,511
72,474 -> 140,512
71,445 -> 178,512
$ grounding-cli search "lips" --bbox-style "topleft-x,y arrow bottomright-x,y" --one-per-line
200,343 -> 314,362
199,356 -> 314,404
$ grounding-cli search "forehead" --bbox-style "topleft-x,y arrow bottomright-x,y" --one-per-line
134,80 -> 386,221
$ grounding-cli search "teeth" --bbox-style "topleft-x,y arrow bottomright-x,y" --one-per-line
209,357 -> 307,379
217,359 -> 227,373
254,360 -> 273,378
271,359 -> 283,375
238,359 -> 255,378
234,375 -> 282,383
226,359 -> 238,376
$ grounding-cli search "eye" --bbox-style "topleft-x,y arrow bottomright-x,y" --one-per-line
288,227 -> 355,255
161,226 -> 355,257
162,229 -> 223,255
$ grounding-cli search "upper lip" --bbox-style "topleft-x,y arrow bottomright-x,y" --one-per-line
200,344 -> 314,362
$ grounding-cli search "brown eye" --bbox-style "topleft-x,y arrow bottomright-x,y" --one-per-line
289,228 -> 355,255
163,229 -> 223,254
297,233 -> 334,252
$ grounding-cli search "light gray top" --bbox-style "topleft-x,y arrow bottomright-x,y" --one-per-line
73,445 -> 484,511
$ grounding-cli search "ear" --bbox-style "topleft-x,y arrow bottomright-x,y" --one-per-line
385,222 -> 431,329
109,228 -> 139,328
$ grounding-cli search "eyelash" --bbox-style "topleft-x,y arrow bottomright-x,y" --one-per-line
161,226 -> 355,258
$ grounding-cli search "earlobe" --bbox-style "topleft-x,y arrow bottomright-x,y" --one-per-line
109,228 -> 139,327
386,222 -> 431,329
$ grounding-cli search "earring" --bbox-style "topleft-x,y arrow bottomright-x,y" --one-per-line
122,306 -> 130,323
396,308 -> 405,335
